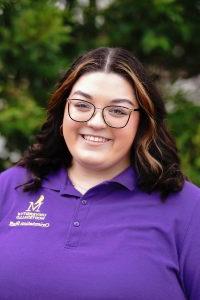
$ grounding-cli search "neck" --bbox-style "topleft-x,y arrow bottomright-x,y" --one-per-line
68,161 -> 130,191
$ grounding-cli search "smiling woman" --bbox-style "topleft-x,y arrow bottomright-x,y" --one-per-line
15,47 -> 185,197
0,47 -> 200,300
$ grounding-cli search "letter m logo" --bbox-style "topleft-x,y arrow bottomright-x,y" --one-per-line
26,195 -> 45,212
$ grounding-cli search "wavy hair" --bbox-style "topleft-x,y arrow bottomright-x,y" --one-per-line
18,47 -> 185,199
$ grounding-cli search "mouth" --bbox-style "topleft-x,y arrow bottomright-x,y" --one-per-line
80,134 -> 111,143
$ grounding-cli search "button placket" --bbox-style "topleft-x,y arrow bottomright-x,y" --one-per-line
65,195 -> 90,248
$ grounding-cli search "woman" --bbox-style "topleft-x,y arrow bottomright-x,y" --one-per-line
0,47 -> 200,300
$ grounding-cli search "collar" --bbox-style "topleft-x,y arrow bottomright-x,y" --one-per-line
14,167 -> 69,192
15,166 -> 137,195
39,168 -> 80,197
108,166 -> 137,191
43,166 -> 137,194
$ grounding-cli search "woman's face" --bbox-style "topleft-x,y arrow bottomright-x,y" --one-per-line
62,72 -> 140,173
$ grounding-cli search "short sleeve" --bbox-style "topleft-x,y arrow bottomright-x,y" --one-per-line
179,199 -> 200,300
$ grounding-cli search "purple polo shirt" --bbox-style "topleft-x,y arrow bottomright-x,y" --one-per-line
0,166 -> 200,300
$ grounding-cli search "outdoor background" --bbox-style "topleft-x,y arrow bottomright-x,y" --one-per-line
0,0 -> 199,185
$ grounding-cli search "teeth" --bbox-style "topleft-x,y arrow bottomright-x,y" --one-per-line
82,135 -> 109,143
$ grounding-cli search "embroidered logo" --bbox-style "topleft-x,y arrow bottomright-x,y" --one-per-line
26,195 -> 45,212
9,194 -> 50,228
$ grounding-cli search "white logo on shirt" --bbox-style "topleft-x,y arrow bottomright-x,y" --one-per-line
9,195 -> 50,228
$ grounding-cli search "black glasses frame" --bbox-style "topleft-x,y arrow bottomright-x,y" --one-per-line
67,98 -> 140,129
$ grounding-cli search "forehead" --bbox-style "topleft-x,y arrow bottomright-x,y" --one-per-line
69,72 -> 136,101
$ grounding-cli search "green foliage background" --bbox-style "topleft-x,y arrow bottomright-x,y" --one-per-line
0,0 -> 199,185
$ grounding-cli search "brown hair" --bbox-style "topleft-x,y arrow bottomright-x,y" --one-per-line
18,47 -> 185,199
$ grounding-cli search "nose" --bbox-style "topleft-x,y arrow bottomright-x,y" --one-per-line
86,108 -> 107,129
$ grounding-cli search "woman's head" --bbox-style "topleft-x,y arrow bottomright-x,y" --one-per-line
62,71 -> 140,175
19,47 -> 184,198
48,47 -> 166,173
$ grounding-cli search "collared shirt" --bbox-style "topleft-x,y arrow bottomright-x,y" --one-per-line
0,166 -> 200,300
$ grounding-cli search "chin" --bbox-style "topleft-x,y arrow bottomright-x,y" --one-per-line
79,159 -> 106,169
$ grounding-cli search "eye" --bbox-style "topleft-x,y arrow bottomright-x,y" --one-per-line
107,106 -> 129,117
73,100 -> 92,111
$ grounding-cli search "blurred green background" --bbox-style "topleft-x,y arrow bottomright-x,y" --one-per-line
0,0 -> 199,185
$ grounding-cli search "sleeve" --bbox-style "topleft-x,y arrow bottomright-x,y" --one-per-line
179,199 -> 200,300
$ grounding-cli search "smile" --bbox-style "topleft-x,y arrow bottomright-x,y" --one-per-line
81,135 -> 111,143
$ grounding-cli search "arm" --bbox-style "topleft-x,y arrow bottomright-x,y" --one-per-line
179,200 -> 200,300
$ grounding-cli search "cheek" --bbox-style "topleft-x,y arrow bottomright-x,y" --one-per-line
62,117 -> 81,149
63,114 -> 80,134
127,114 -> 140,140
115,119 -> 139,146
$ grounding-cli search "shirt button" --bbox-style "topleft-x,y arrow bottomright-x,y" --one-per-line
81,200 -> 87,205
73,221 -> 80,227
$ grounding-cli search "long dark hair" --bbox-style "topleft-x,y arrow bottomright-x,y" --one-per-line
18,47 -> 185,199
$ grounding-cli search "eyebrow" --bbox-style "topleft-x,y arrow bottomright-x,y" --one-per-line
70,90 -> 135,107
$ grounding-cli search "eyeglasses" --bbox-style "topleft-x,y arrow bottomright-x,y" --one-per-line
67,99 -> 140,128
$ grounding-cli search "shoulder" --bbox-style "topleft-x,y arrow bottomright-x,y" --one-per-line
180,180 -> 200,198
1,165 -> 27,177
0,165 -> 31,190
181,180 -> 200,220
168,180 -> 200,209
164,180 -> 200,223
0,166 -> 39,221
